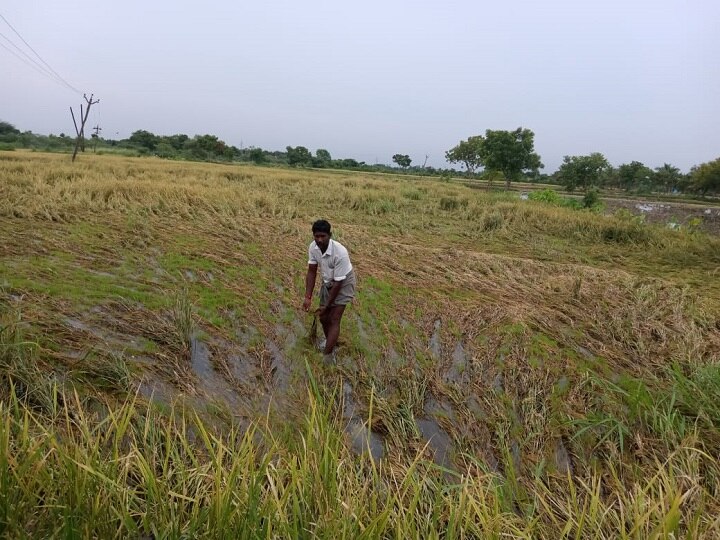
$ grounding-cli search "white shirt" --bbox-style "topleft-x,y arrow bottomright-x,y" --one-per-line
308,239 -> 353,283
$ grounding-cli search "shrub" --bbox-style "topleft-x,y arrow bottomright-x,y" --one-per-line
582,189 -> 602,209
528,189 -> 563,205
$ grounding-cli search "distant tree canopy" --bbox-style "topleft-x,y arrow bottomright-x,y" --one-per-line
616,161 -> 654,192
392,154 -> 412,168
557,153 -> 611,192
692,158 -> 720,195
286,146 -> 312,166
445,136 -> 484,176
446,128 -> 542,189
0,121 -> 20,140
654,163 -> 684,194
128,130 -> 158,151
314,149 -> 332,167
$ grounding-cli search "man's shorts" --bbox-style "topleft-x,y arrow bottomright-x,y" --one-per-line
319,270 -> 356,307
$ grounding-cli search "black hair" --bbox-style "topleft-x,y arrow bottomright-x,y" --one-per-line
311,219 -> 331,234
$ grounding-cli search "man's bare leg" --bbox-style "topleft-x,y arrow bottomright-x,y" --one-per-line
323,305 -> 346,355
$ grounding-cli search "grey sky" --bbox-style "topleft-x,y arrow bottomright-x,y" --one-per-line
2,0 -> 718,172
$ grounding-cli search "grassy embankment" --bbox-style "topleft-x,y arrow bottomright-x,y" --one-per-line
1,151 -> 720,537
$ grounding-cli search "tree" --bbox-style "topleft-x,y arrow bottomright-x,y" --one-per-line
248,147 -> 265,164
654,163 -> 683,193
692,158 -> 720,195
617,161 -> 654,192
0,121 -> 20,142
479,128 -> 543,190
445,136 -> 484,176
557,153 -> 611,192
128,130 -> 158,151
286,146 -> 312,166
313,148 -> 332,168
392,154 -> 412,168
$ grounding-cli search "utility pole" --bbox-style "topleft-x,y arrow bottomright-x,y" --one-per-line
91,124 -> 102,152
70,93 -> 99,162
422,154 -> 429,168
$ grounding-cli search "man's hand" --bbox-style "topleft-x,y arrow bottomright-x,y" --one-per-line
315,305 -> 327,317
302,296 -> 312,312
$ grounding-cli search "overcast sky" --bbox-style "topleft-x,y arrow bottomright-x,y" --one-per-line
2,0 -> 718,172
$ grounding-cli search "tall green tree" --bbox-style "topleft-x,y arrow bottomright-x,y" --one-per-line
617,161 -> 654,192
286,146 -> 312,166
654,163 -> 683,193
128,130 -> 158,151
392,154 -> 412,168
445,135 -> 484,176
479,128 -> 542,190
692,158 -> 720,195
557,153 -> 610,192
248,147 -> 265,164
0,121 -> 20,142
315,149 -> 332,166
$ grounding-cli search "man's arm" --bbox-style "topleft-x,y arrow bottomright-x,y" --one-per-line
303,264 -> 318,311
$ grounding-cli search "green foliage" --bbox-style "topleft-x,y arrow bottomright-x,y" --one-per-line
392,154 -> 412,168
691,157 -> 720,195
527,188 -> 602,211
0,121 -> 20,143
248,147 -> 265,163
617,160 -> 654,192
286,145 -> 312,166
557,153 -> 610,192
479,127 -> 543,189
582,188 -> 601,209
671,362 -> 720,430
445,135 -> 484,176
654,163 -> 685,193
313,148 -> 332,167
128,130 -> 158,151
528,189 -> 564,205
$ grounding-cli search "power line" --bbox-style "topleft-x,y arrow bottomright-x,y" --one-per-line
0,30 -> 62,83
0,39 -> 70,89
0,12 -> 82,95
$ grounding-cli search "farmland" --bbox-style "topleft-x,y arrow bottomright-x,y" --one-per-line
1,151 -> 720,537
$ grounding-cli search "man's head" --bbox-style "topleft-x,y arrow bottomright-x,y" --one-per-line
312,219 -> 332,250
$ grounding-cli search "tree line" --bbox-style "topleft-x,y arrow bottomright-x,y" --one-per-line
1,120 -> 718,195
445,128 -> 719,196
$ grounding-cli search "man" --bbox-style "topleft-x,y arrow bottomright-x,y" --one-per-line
302,219 -> 356,362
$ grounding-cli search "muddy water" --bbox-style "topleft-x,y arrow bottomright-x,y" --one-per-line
416,418 -> 453,468
342,381 -> 356,419
137,375 -> 175,404
424,396 -> 456,421
342,380 -> 385,460
264,340 -> 291,391
429,319 -> 442,358
224,353 -> 260,383
347,420 -> 384,461
190,337 -> 243,407
445,341 -> 468,384
64,317 -> 145,350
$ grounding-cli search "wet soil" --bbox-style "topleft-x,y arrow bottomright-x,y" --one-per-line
603,198 -> 720,234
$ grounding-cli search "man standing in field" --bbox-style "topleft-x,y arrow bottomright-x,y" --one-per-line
302,219 -> 356,363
